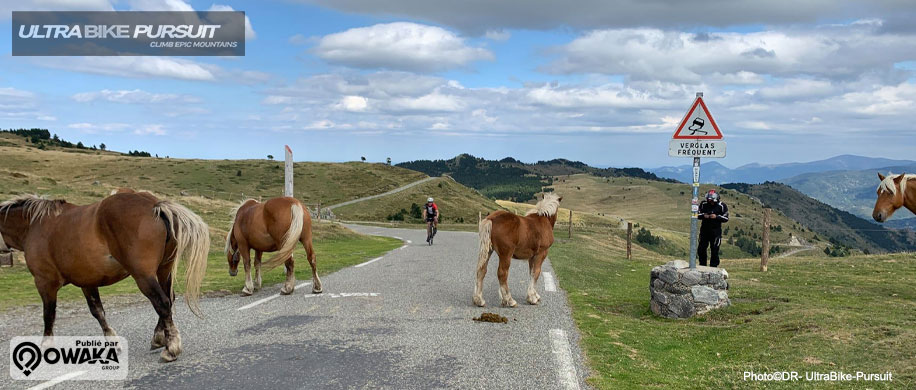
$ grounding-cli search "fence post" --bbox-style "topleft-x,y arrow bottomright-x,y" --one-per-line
478,211 -> 481,224
317,201 -> 322,220
568,210 -> 573,239
284,145 -> 294,197
761,208 -> 771,272
626,222 -> 633,260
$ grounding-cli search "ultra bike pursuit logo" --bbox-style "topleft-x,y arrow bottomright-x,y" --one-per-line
12,11 -> 245,56
9,336 -> 128,381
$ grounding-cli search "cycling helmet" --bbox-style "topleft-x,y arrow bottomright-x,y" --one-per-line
706,190 -> 720,202
427,197 -> 434,202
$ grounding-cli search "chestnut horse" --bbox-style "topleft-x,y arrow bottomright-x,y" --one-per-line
0,192 -> 210,362
873,173 -> 916,222
474,193 -> 562,307
225,197 -> 322,296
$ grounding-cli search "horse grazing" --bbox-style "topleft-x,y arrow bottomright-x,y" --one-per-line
873,173 -> 916,222
226,197 -> 322,296
0,192 -> 210,362
474,193 -> 562,307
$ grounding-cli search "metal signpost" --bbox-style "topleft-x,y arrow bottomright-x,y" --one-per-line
669,92 -> 725,268
284,145 -> 294,197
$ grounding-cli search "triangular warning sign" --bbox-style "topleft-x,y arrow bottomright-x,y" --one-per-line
672,97 -> 723,140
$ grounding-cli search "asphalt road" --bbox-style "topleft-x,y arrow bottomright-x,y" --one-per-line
1,224 -> 588,390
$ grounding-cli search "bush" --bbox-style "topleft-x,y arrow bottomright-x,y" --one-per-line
635,228 -> 660,246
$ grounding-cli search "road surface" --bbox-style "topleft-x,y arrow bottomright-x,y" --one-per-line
0,224 -> 588,389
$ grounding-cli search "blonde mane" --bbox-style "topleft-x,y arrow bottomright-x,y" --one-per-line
0,194 -> 64,224
526,193 -> 561,217
877,174 -> 916,196
225,198 -> 258,254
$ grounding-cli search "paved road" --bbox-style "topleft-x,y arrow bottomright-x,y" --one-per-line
327,177 -> 439,210
0,224 -> 588,389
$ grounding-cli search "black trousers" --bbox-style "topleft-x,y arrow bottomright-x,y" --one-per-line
697,228 -> 722,267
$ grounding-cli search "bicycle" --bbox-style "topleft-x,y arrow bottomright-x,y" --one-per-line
426,218 -> 438,245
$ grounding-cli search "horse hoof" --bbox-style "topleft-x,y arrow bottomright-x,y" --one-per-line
312,288 -> 323,294
473,298 -> 486,307
241,288 -> 253,296
527,297 -> 540,305
160,349 -> 179,363
280,287 -> 294,295
503,299 -> 518,308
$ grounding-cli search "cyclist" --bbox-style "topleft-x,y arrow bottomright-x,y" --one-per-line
698,189 -> 729,267
422,197 -> 439,244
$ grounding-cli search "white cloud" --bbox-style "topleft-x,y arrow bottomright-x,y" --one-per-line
484,30 -> 511,41
208,4 -> 257,40
300,0 -> 916,35
32,57 -> 268,83
72,89 -> 200,104
313,22 -> 493,72
134,124 -> 167,135
547,22 -> 916,83
335,96 -> 369,112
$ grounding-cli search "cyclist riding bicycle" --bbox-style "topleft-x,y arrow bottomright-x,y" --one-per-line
422,197 -> 439,244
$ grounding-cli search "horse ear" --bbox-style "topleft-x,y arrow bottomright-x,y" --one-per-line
557,196 -> 563,202
878,173 -> 885,181
894,174 -> 905,182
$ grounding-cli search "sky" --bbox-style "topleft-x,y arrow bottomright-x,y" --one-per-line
1,0 -> 915,168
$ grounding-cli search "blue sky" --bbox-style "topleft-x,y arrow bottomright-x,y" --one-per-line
1,0 -> 915,169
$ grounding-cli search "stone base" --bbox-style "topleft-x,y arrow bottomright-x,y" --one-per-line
649,260 -> 730,319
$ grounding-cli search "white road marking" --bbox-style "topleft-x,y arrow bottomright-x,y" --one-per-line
354,256 -> 383,268
329,292 -> 380,298
549,329 -> 581,390
406,240 -> 412,244
543,272 -> 557,292
28,371 -> 86,390
399,244 -> 407,250
392,236 -> 403,240
237,282 -> 312,311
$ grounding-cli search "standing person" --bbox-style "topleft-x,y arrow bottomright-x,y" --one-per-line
422,197 -> 439,244
698,189 -> 729,267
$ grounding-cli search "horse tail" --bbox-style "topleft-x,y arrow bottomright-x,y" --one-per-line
154,201 -> 211,318
478,218 -> 493,263
262,203 -> 304,270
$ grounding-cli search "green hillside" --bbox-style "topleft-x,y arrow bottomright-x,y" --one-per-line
722,182 -> 916,254
397,153 -> 671,202
546,174 -> 823,259
333,177 -> 502,224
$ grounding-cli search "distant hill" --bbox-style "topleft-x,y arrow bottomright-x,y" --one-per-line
397,154 -> 672,202
780,164 -> 916,222
721,182 -> 916,254
652,155 -> 916,184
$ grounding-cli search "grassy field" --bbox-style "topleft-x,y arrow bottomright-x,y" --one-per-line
333,176 -> 503,224
548,228 -> 915,389
0,222 -> 401,310
0,133 -> 416,310
0,133 -> 427,207
548,174 -> 827,258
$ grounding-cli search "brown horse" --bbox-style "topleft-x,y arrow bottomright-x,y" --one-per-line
0,192 -> 209,362
873,173 -> 916,222
225,197 -> 322,296
474,193 -> 562,307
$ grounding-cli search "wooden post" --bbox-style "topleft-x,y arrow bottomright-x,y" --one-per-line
284,145 -> 294,197
317,201 -> 322,220
568,210 -> 573,239
626,222 -> 633,260
761,208 -> 771,272
478,211 -> 481,224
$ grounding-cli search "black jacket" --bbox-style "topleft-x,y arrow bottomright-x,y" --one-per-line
698,200 -> 729,231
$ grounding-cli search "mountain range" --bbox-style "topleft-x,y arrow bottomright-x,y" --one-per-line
651,155 -> 916,185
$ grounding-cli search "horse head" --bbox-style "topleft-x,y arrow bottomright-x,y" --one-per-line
873,173 -> 906,222
225,232 -> 240,276
0,195 -> 66,250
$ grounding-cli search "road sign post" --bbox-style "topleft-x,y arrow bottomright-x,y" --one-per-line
670,92 -> 725,269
